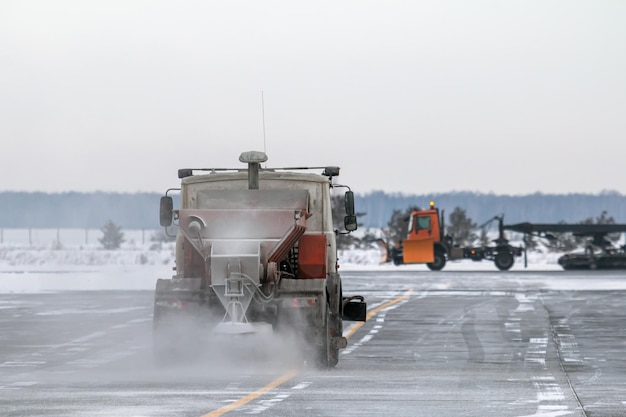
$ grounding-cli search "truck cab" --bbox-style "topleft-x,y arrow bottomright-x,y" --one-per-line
401,203 -> 442,265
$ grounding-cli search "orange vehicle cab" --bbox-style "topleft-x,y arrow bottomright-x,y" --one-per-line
402,202 -> 441,264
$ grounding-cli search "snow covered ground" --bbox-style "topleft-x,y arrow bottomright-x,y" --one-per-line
340,246 -> 564,271
0,235 -> 565,294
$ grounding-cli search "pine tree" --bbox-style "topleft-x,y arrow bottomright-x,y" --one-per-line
575,210 -> 620,248
386,205 -> 421,246
523,233 -> 539,252
446,207 -> 478,246
478,227 -> 490,246
99,220 -> 125,250
592,210 -> 619,243
544,221 -> 578,252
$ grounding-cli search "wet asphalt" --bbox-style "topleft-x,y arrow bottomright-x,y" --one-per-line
1,268 -> 625,416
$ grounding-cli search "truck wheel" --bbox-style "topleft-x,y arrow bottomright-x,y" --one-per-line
426,249 -> 446,271
390,247 -> 403,265
316,302 -> 340,369
494,251 -> 514,271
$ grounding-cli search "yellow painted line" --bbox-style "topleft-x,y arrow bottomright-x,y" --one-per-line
200,289 -> 413,416
201,368 -> 298,417
344,289 -> 414,340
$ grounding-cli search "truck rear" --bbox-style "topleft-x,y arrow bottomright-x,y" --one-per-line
154,151 -> 366,368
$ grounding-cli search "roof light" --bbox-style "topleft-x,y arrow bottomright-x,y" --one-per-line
323,166 -> 340,177
178,169 -> 193,178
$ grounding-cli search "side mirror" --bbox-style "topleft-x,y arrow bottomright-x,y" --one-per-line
344,215 -> 358,232
159,196 -> 173,227
344,191 -> 355,216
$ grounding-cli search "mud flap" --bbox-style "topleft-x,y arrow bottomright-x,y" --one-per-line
332,336 -> 348,349
155,278 -> 204,299
342,295 -> 366,322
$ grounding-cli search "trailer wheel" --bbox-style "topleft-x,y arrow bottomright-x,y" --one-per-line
427,248 -> 446,271
494,251 -> 514,271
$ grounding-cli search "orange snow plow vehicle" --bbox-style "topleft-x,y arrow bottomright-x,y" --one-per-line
390,202 -> 524,271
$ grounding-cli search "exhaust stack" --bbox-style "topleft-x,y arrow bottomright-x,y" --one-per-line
239,151 -> 268,190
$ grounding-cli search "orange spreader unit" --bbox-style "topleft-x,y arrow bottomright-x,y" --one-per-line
298,234 -> 327,279
402,238 -> 435,263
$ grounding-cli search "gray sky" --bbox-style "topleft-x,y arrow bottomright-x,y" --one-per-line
1,1 -> 625,195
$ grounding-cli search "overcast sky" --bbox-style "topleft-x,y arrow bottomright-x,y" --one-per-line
1,1 -> 625,196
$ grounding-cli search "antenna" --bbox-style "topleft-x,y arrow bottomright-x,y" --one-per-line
261,90 -> 267,155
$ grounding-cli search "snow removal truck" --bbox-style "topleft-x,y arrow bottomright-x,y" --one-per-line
154,151 -> 367,368
390,202 -> 523,271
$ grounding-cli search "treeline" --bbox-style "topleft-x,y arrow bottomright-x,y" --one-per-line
356,190 -> 626,229
0,192 -> 165,229
2,190 -> 626,229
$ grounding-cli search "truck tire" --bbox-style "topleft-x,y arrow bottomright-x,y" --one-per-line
494,251 -> 514,271
426,248 -> 446,271
390,247 -> 404,265
316,302 -> 340,368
